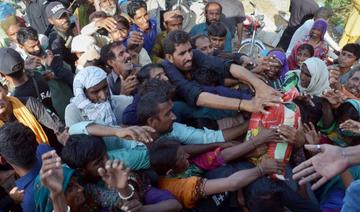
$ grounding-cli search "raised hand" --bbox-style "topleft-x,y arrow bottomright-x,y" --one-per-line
9,187 -> 24,203
292,144 -> 350,190
339,120 -> 360,135
321,89 -> 346,108
115,126 -> 155,143
95,17 -> 117,32
253,121 -> 281,144
279,125 -> 306,147
258,156 -> 286,175
98,160 -> 130,190
328,67 -> 341,90
40,150 -> 63,196
120,75 -> 138,96
303,122 -> 321,145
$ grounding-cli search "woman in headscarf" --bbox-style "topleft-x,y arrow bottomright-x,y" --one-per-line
291,19 -> 329,62
283,57 -> 330,96
263,49 -> 289,90
287,43 -> 314,70
65,66 -> 133,127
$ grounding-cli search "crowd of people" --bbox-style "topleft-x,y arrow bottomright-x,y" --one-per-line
0,0 -> 359,211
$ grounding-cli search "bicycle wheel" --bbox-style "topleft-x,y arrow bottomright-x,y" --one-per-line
238,39 -> 267,58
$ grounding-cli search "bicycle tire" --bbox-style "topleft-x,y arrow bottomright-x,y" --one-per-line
238,39 -> 266,58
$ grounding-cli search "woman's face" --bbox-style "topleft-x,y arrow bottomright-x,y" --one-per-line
296,49 -> 312,67
265,59 -> 282,80
300,63 -> 312,88
65,177 -> 86,208
309,28 -> 322,41
109,23 -> 129,42
149,68 -> 169,81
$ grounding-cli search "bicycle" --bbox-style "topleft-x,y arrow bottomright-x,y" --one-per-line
238,1 -> 267,58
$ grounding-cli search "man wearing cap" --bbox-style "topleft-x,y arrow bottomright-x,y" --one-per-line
46,1 -> 78,72
17,26 -> 74,120
0,48 -> 56,113
151,10 -> 183,63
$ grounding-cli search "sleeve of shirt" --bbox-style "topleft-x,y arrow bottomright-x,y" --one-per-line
162,61 -> 204,106
108,146 -> 150,170
26,97 -> 65,133
80,21 -> 98,35
139,48 -> 152,66
193,50 -> 232,78
68,121 -> 95,135
168,122 -> 225,145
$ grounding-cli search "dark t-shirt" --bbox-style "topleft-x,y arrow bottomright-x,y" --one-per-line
12,72 -> 53,110
288,0 -> 319,27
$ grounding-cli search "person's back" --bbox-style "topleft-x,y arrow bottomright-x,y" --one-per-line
0,122 -> 53,212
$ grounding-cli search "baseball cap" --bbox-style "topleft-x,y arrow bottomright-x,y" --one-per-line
45,1 -> 69,19
0,48 -> 24,75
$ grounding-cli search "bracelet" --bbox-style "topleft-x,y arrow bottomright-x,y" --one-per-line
118,184 -> 135,200
237,99 -> 243,112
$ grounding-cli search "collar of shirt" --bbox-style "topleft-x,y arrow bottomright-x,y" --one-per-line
15,159 -> 41,190
110,71 -> 124,82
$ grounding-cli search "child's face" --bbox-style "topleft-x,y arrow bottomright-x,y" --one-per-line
296,49 -> 312,67
174,147 -> 190,173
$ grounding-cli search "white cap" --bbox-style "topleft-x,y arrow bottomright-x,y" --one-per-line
71,35 -> 99,53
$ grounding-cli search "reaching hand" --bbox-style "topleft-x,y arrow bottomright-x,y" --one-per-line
321,89 -> 346,108
303,122 -> 322,145
120,75 -> 138,96
279,125 -> 305,147
292,144 -> 350,190
259,156 -> 286,175
42,70 -> 56,81
24,56 -> 42,70
55,127 -> 70,146
40,150 -> 63,196
98,160 -> 130,190
340,120 -> 360,135
9,187 -> 24,204
245,144 -> 267,158
253,122 -> 281,144
45,50 -> 54,66
243,97 -> 281,115
328,67 -> 341,90
120,199 -> 143,212
115,126 -> 155,143
128,32 -> 144,52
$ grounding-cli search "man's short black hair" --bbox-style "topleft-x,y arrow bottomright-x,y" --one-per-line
208,22 -> 227,38
163,30 -> 191,55
61,134 -> 107,169
137,63 -> 165,83
190,34 -> 210,49
137,90 -> 171,125
204,2 -> 222,14
138,78 -> 176,96
127,0 -> 147,19
0,122 -> 37,168
17,27 -> 38,46
149,137 -> 180,175
100,40 -> 124,65
336,102 -> 360,122
342,43 -> 360,60
192,68 -> 222,86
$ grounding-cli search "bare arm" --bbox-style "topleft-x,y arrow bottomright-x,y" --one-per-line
222,120 -> 249,141
204,167 -> 261,195
51,193 -> 68,212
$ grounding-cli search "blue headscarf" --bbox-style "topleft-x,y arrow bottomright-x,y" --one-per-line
311,18 -> 328,40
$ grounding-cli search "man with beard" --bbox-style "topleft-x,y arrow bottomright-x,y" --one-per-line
189,2 -> 232,53
17,26 -> 73,120
94,0 -> 119,17
46,1 -> 78,74
101,41 -> 139,96
127,0 -> 157,54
